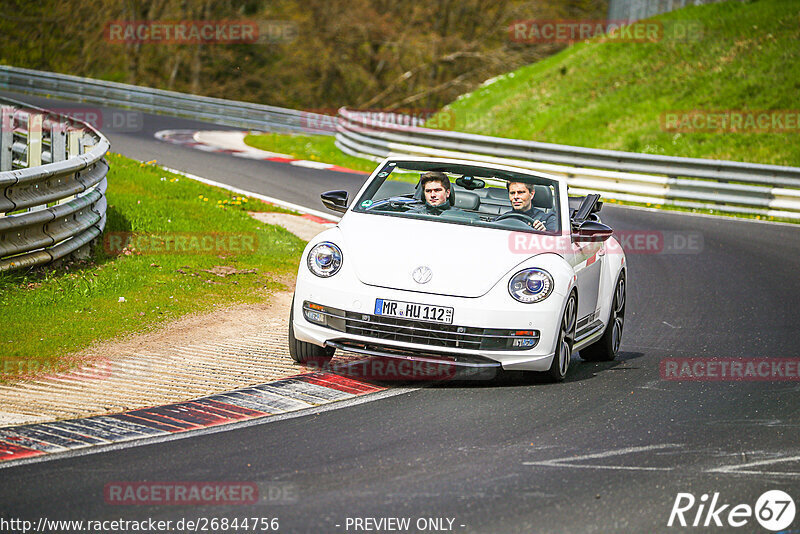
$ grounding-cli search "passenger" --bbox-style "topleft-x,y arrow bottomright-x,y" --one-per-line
507,181 -> 557,231
410,172 -> 458,215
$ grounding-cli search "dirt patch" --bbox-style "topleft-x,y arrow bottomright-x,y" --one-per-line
203,265 -> 259,277
0,213 -> 336,428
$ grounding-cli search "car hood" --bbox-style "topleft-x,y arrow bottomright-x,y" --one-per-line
338,213 -> 542,298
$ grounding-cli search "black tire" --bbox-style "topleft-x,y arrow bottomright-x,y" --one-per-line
545,292 -> 577,382
580,274 -> 625,362
288,296 -> 335,364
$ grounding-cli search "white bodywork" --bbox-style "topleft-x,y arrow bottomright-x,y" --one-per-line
292,157 -> 626,371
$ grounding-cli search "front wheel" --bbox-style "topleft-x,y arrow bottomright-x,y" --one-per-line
580,274 -> 625,362
545,293 -> 577,382
288,296 -> 335,364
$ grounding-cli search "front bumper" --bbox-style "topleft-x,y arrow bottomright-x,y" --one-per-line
293,279 -> 565,372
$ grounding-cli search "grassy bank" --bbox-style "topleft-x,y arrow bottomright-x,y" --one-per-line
246,1 -> 800,170
0,153 -> 305,380
442,0 -> 800,166
244,133 -> 376,173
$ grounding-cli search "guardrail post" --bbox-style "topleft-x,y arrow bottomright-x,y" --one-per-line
67,129 -> 83,157
51,121 -> 75,206
26,113 -> 46,212
27,113 -> 42,168
50,121 -> 66,162
0,106 -> 12,171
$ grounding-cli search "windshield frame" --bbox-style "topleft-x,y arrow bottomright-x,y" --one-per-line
351,160 -> 563,235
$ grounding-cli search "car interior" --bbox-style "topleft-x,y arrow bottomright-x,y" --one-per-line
360,162 -> 610,233
372,175 -> 557,217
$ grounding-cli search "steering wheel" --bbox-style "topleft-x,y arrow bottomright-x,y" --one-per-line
366,197 -> 422,212
494,211 -> 541,227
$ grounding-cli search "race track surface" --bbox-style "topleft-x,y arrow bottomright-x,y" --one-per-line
1,91 -> 798,533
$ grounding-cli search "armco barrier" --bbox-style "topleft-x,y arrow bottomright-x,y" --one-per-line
0,66 -> 333,135
4,66 -> 797,220
0,96 -> 108,271
335,107 -> 800,219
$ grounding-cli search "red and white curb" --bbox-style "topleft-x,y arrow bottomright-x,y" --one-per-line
155,129 -> 367,175
0,372 -> 386,465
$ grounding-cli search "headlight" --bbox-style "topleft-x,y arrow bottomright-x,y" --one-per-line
508,268 -> 554,303
307,242 -> 343,278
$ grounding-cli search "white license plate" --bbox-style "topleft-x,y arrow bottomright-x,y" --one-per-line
374,298 -> 453,324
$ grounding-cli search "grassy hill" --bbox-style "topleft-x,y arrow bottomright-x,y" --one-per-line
439,0 -> 800,166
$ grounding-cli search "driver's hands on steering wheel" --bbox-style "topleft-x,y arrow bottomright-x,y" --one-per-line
496,210 -> 547,231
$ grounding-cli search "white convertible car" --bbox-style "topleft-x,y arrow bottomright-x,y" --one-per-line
289,157 -> 626,381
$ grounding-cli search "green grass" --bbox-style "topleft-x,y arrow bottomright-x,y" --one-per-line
244,133 -> 376,173
244,1 -> 799,223
441,0 -> 800,166
0,153 -> 305,380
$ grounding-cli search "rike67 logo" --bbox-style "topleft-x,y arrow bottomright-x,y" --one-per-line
668,490 -> 796,531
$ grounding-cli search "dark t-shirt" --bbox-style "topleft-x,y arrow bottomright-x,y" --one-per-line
516,206 -> 558,231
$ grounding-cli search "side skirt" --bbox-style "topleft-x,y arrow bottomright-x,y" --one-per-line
574,319 -> 604,349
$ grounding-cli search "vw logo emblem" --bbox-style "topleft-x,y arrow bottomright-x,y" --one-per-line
412,266 -> 432,284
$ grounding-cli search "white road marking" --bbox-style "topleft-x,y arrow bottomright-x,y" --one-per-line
523,444 -> 680,471
159,165 -> 341,222
637,379 -> 669,391
707,454 -> 800,477
290,160 -> 333,169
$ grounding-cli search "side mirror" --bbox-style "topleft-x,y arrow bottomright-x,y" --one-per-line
572,220 -> 613,242
321,190 -> 349,213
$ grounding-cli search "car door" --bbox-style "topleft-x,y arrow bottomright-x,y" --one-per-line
574,240 -> 604,326
566,194 -> 606,333
570,239 -> 603,327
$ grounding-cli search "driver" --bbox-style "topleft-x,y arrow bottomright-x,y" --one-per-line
410,172 -> 458,215
507,181 -> 557,231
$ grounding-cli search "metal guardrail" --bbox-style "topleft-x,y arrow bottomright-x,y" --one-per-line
0,96 -> 109,272
0,66 -> 333,135
335,108 -> 800,219
4,66 -> 797,219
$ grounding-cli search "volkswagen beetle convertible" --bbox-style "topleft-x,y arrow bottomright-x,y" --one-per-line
289,157 -> 626,381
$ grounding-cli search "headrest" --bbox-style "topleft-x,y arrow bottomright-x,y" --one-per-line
454,191 -> 479,210
532,185 -> 553,209
486,188 -> 509,200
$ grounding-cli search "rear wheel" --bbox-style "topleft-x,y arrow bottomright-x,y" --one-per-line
545,293 -> 577,382
580,274 -> 625,362
288,296 -> 335,364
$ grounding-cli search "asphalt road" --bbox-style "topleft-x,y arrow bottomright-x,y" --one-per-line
0,91 -> 367,212
1,91 -> 798,533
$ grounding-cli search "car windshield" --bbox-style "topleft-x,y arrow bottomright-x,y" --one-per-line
352,160 -> 561,233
